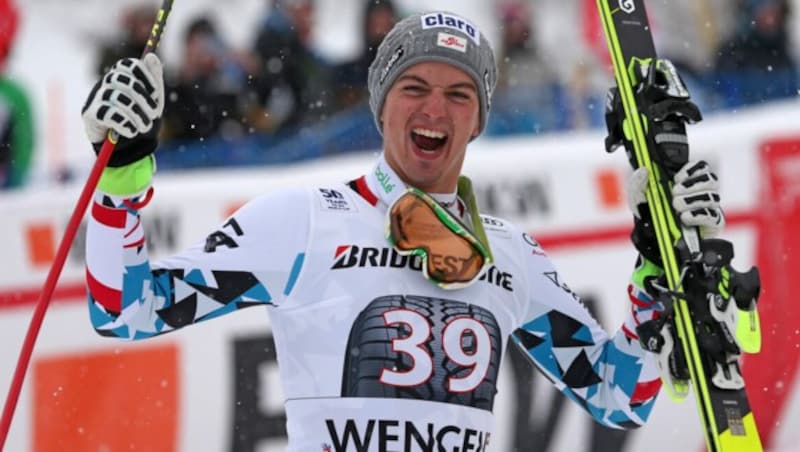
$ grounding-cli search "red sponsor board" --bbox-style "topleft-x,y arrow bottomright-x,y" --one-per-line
33,345 -> 180,452
745,136 -> 800,448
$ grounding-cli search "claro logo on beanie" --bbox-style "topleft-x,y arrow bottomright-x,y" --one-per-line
421,12 -> 481,45
380,46 -> 405,85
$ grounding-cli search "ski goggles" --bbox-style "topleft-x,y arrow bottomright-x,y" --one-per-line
387,185 -> 493,290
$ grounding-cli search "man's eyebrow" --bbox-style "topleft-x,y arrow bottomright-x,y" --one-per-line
397,74 -> 477,92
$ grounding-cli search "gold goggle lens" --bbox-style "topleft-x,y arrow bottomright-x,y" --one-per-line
389,191 -> 488,286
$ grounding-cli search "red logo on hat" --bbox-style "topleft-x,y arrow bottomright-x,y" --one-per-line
437,32 -> 467,52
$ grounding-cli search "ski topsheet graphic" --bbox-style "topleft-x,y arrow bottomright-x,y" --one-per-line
595,1 -> 763,451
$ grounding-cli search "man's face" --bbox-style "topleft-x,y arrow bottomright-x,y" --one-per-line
381,61 -> 481,194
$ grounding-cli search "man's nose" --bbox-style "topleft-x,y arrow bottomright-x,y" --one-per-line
420,89 -> 448,118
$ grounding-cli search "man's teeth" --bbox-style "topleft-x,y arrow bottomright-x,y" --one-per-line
413,128 -> 447,139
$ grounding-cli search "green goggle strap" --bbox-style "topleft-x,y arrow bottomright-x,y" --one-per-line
457,175 -> 494,264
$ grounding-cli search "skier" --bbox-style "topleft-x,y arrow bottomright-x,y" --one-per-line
80,11 -> 724,450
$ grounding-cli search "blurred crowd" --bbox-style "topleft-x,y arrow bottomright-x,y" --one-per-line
93,0 -> 394,144
1,0 -> 798,187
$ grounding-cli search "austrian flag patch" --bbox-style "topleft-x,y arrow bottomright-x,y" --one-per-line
437,32 -> 467,53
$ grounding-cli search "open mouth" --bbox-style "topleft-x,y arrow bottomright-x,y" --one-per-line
411,128 -> 448,152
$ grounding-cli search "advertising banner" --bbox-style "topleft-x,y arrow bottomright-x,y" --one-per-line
1,105 -> 798,451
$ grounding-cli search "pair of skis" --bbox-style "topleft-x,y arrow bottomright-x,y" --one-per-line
596,1 -> 763,451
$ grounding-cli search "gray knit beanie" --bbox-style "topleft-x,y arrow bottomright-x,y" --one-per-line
368,11 -> 498,137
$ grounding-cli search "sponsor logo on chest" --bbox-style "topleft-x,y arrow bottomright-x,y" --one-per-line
331,245 -> 513,292
318,188 -> 355,212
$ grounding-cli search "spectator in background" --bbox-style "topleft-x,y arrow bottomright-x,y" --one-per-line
0,0 -> 35,189
333,0 -> 398,111
495,2 -> 555,90
648,0 -> 735,79
96,5 -> 156,76
713,0 -> 798,106
247,0 -> 333,133
161,16 -> 255,143
646,0 -> 736,111
488,1 -> 565,134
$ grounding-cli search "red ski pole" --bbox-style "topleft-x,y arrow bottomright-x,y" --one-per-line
0,1 -> 174,448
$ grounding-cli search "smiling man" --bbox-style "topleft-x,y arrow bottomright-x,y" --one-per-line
80,10 -> 727,451
380,62 -> 479,193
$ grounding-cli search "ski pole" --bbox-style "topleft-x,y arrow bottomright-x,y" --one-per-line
0,1 -> 175,448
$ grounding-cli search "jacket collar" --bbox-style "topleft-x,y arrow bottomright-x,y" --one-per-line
362,153 -> 462,216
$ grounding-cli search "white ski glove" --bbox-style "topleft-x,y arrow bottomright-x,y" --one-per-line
81,54 -> 165,167
628,160 -> 725,239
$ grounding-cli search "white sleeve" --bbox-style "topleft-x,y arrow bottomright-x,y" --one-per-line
86,187 -> 310,340
512,231 -> 661,429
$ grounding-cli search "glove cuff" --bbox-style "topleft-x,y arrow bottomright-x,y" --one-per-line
97,154 -> 156,197
92,117 -> 162,167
